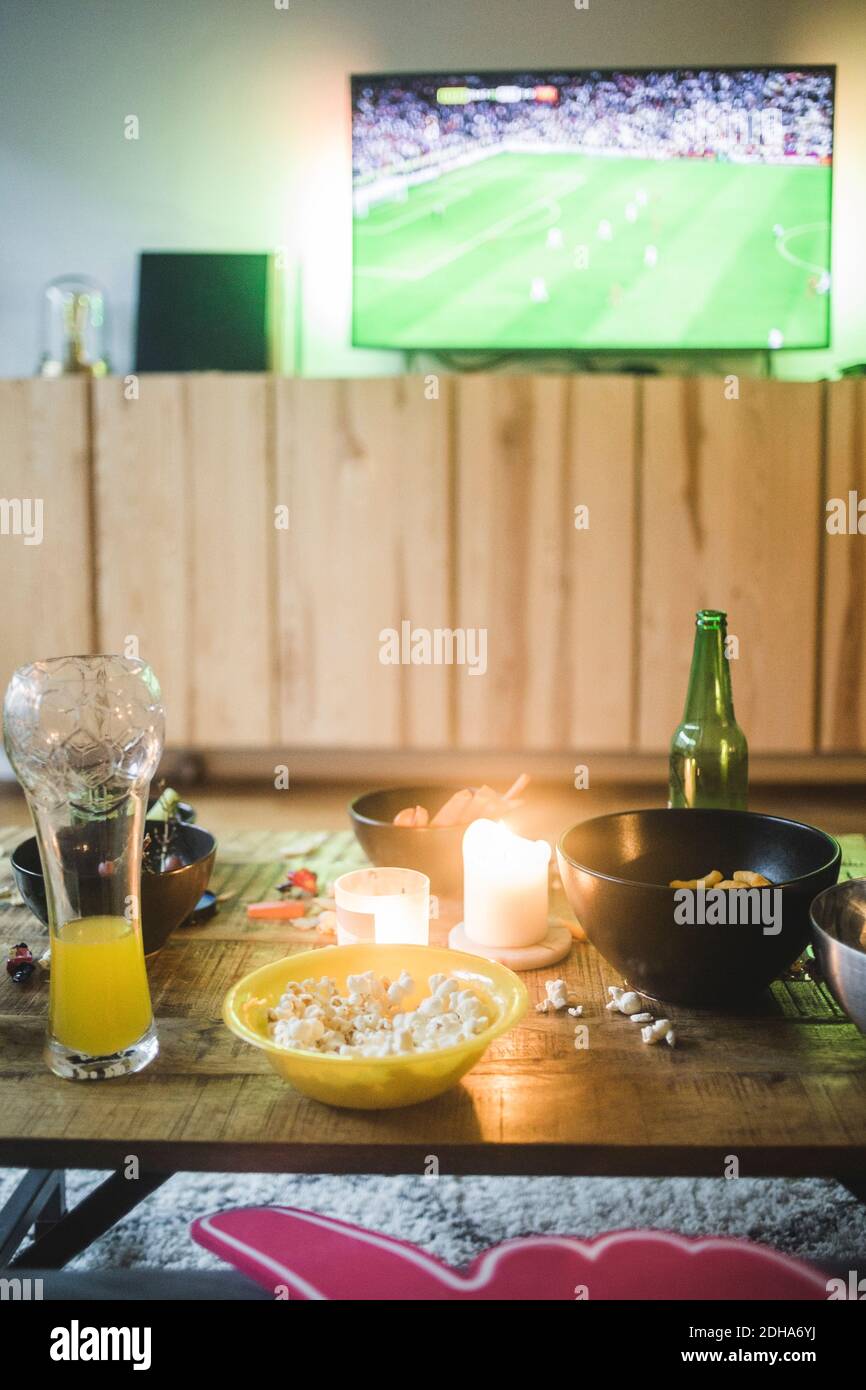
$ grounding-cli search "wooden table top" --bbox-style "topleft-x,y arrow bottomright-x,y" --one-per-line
1,826 -> 865,1179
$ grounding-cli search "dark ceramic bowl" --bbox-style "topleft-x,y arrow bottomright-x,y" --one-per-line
11,821 -> 217,957
810,878 -> 866,1035
349,786 -> 468,898
557,808 -> 840,1006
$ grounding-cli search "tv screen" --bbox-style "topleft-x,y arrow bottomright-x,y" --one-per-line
351,68 -> 834,352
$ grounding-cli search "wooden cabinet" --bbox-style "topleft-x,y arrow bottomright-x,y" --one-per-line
0,380 -> 92,688
274,378 -> 451,749
821,379 -> 866,751
0,373 -> 862,760
454,375 -> 636,751
639,378 -> 823,753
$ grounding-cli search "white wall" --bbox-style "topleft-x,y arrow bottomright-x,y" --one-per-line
1,0 -> 864,379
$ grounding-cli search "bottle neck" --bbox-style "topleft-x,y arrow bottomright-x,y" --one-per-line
682,617 -> 736,722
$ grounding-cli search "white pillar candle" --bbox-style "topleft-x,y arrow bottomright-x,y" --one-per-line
462,818 -> 551,948
334,867 -> 430,946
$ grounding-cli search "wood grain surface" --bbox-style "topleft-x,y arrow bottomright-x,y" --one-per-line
4,375 -> 865,759
186,375 -> 275,747
822,378 -> 866,751
639,377 -> 823,753
274,378 -> 451,749
1,826 -> 864,1178
454,375 -> 636,750
0,379 -> 93,694
93,376 -> 191,742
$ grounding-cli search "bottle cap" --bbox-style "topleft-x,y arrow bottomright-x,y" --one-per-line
695,609 -> 726,629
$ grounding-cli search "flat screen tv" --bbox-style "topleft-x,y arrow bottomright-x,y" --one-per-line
351,68 -> 834,352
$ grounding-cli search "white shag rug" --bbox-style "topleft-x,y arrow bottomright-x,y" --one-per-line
2,1170 -> 864,1272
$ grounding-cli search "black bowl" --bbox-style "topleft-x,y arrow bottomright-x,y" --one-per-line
557,808 -> 841,1006
349,786 -> 468,898
11,821 -> 217,957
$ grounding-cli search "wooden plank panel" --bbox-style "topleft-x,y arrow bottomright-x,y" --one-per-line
821,379 -> 866,750
639,378 -> 822,754
187,376 -> 275,747
274,378 -> 451,748
569,376 -> 636,749
93,377 -> 190,743
0,379 -> 92,693
455,375 -> 636,750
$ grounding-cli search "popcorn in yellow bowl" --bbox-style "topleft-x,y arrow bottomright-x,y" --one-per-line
223,943 -> 528,1110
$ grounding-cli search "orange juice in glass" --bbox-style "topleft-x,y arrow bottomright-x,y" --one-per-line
50,915 -> 153,1058
3,655 -> 164,1080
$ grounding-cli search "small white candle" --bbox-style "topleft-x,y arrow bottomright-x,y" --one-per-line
462,818 -> 551,948
334,867 -> 430,946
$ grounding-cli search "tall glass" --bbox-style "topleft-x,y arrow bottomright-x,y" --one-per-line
3,656 -> 164,1080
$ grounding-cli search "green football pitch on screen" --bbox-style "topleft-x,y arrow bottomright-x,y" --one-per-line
352,152 -> 831,351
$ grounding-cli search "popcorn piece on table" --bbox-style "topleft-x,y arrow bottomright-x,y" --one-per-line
545,978 -> 571,1010
640,1018 -> 671,1045
605,984 -> 679,1046
615,990 -> 643,1016
605,985 -> 623,1012
535,977 -> 575,1014
315,909 -> 337,939
606,986 -> 649,1016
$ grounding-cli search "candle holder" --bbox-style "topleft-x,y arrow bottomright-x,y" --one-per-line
3,655 -> 164,1080
334,867 -> 430,946
449,818 -> 571,969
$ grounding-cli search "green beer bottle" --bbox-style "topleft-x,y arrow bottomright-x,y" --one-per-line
668,609 -> 749,810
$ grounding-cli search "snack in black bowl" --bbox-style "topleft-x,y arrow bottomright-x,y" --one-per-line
557,808 -> 840,1006
349,776 -> 529,900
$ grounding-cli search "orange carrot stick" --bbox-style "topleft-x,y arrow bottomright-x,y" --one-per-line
246,900 -> 308,920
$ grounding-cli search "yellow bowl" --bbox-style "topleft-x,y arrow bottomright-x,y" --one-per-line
223,943 -> 528,1110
